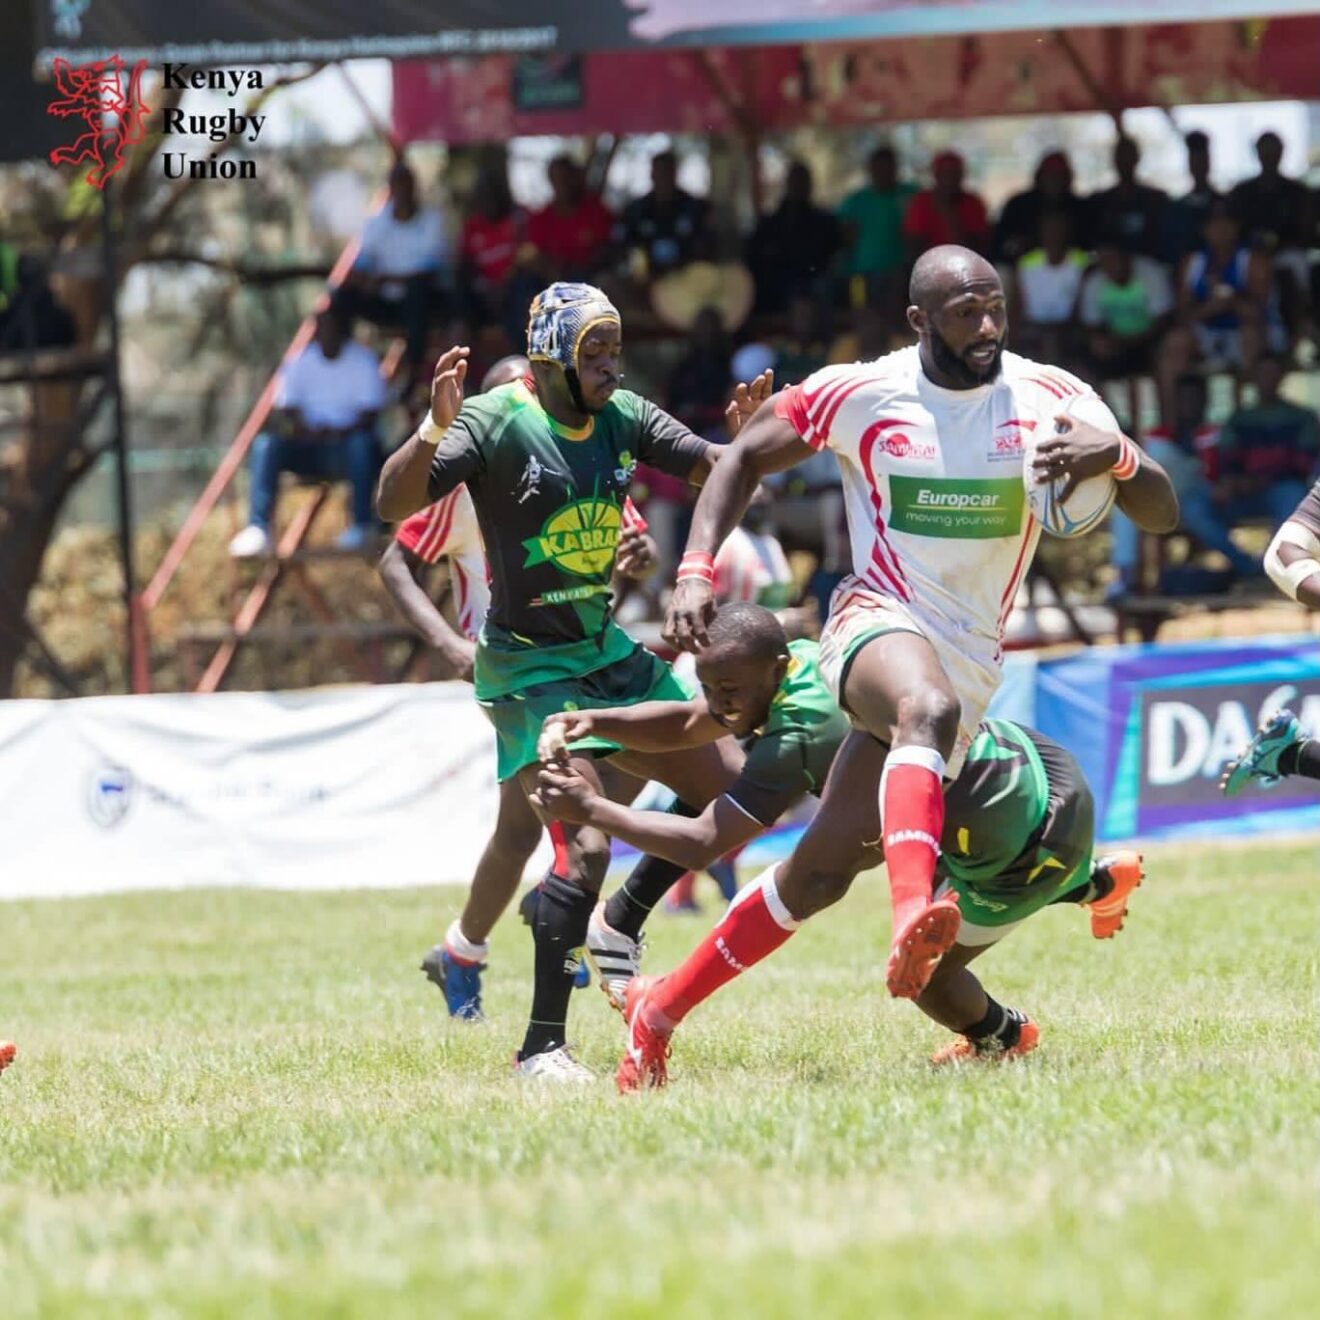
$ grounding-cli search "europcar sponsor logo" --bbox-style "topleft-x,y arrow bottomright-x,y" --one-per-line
888,476 -> 1024,539
1140,680 -> 1320,810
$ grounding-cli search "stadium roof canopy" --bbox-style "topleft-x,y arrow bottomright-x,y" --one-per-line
28,0 -> 1320,66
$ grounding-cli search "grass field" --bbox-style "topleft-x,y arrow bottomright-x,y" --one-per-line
2,838 -> 1318,1317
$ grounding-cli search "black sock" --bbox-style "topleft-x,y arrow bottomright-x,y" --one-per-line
520,872 -> 595,1060
1279,738 -> 1320,780
602,800 -> 700,939
961,996 -> 1028,1051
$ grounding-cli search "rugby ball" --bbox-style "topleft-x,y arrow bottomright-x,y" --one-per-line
1024,398 -> 1119,539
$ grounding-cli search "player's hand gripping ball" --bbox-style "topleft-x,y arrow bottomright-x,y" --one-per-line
1025,397 -> 1119,539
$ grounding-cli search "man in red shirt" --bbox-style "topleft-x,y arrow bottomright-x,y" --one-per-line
527,156 -> 615,282
903,150 -> 991,260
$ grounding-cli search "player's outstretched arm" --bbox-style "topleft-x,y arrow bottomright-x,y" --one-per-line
377,346 -> 473,521
533,765 -> 762,873
378,540 -> 475,681
665,396 -> 816,652
1264,514 -> 1320,608
538,700 -> 725,761
1032,414 -> 1179,534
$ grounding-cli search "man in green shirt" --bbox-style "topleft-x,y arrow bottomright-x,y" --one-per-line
837,145 -> 916,329
378,282 -> 763,1080
530,603 -> 1144,1090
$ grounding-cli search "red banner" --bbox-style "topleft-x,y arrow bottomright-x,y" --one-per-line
394,18 -> 1320,145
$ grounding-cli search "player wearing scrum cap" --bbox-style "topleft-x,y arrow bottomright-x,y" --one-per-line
665,246 -> 1178,1006
378,283 -> 769,1080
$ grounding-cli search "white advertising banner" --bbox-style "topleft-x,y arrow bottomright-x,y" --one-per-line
0,684 -> 548,901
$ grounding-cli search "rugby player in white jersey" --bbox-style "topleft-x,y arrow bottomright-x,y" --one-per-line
665,245 -> 1178,1003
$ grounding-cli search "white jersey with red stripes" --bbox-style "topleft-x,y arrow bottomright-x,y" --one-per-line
394,493 -> 648,644
713,525 -> 794,608
775,346 -> 1119,649
394,487 -> 490,642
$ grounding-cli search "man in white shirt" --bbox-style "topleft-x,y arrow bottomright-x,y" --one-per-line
333,161 -> 449,383
229,308 -> 387,556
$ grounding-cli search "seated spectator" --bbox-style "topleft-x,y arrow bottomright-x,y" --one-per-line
1229,130 -> 1313,325
902,150 -> 991,261
773,294 -> 830,387
836,145 -> 915,328
1213,353 -> 1317,528
332,161 -> 448,386
1108,373 -> 1251,597
1079,238 -> 1175,379
616,148 -> 709,281
993,150 -> 1089,264
527,155 -> 615,283
1163,130 -> 1221,265
666,304 -> 732,436
1010,211 -> 1088,365
1228,131 -> 1312,260
745,161 -> 843,316
714,486 -> 799,614
1179,199 -> 1287,375
0,253 -> 75,353
1087,137 -> 1169,260
229,309 -> 385,558
458,167 -> 533,342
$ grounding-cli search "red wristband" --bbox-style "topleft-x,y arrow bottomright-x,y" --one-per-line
1111,437 -> 1140,482
676,551 -> 715,584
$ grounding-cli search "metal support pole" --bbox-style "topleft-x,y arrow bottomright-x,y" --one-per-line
99,169 -> 144,693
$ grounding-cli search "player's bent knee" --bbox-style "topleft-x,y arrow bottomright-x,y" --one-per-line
787,868 -> 856,920
568,830 -> 612,892
897,688 -> 961,753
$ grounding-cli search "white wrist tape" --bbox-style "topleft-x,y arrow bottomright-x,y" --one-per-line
418,413 -> 444,447
1264,521 -> 1320,600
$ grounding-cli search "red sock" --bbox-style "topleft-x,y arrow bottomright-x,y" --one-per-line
880,745 -> 947,933
653,866 -> 799,1025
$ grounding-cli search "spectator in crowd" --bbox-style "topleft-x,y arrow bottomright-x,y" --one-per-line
1213,354 -> 1318,527
458,167 -> 532,340
773,293 -> 830,387
616,148 -> 710,281
1079,236 -> 1175,379
666,304 -> 732,436
993,150 -> 1089,264
1228,131 -> 1312,260
1179,198 -> 1286,375
229,308 -> 385,558
836,145 -> 915,327
1010,210 -> 1088,366
902,149 -> 991,261
1108,373 -> 1248,598
333,161 -> 448,386
1163,130 -> 1221,265
828,304 -> 891,365
1087,137 -> 1168,260
745,160 -> 843,316
0,252 -> 75,353
526,154 -> 615,283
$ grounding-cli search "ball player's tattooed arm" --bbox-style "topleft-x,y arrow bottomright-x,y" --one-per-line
377,346 -> 478,521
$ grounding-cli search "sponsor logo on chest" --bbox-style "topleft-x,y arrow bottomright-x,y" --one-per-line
988,417 -> 1036,461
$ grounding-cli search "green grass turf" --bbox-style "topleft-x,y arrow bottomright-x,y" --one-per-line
2,838 -> 1318,1317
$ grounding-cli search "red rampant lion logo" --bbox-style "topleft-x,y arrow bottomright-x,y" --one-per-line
48,56 -> 151,190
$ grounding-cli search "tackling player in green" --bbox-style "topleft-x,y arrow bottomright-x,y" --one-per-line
378,282 -> 766,1081
532,602 -> 1144,1090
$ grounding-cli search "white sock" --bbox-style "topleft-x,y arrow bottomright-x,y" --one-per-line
444,919 -> 489,965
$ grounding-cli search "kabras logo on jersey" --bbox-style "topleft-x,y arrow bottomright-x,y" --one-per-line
522,496 -> 622,576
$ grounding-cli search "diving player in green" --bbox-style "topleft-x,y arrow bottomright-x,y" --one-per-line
378,283 -> 764,1080
528,604 -> 1144,1091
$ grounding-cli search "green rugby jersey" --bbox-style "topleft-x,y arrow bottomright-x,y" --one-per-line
941,718 -> 1084,894
725,640 -> 851,826
426,380 -> 708,698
